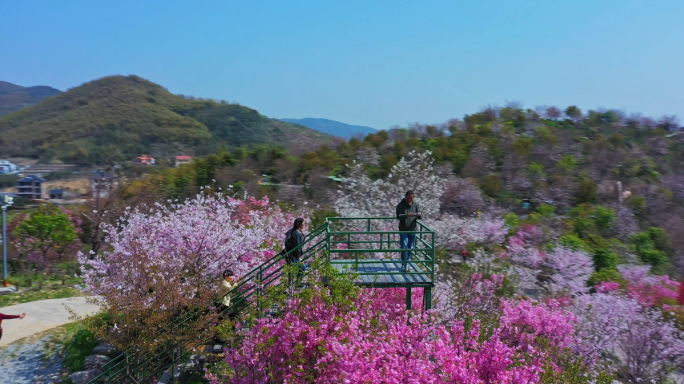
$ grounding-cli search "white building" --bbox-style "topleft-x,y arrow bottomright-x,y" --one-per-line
0,160 -> 19,174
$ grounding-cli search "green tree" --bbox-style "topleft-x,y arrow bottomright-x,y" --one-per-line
631,227 -> 672,271
479,174 -> 502,197
564,105 -> 582,120
13,205 -> 79,267
557,155 -> 577,173
575,174 -> 597,204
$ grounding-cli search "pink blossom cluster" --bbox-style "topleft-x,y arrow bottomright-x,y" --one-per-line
79,193 -> 299,307
434,272 -> 504,323
618,265 -> 680,307
211,288 -> 578,384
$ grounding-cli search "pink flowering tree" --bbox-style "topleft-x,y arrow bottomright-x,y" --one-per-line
543,247 -> 594,297
210,266 -> 583,384
502,230 -> 546,293
571,291 -> 684,381
79,192 -> 299,351
433,272 -> 504,324
618,264 -> 680,307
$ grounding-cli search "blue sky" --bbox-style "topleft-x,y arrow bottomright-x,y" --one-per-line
1,0 -> 683,129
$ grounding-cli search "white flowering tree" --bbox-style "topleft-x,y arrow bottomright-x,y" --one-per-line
335,151 -> 446,219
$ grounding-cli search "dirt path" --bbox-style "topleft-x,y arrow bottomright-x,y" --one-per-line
0,297 -> 100,346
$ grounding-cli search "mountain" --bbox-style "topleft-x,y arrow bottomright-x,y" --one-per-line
0,75 -> 329,164
278,118 -> 377,138
0,81 -> 62,116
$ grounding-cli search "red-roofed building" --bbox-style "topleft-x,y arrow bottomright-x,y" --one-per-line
175,155 -> 192,167
133,155 -> 156,165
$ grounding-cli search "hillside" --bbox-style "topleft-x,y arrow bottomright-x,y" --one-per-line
151,106 -> 684,279
0,81 -> 62,116
278,117 -> 377,138
0,76 -> 328,164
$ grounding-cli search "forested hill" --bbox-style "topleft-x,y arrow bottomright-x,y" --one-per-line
278,117 -> 377,138
0,75 -> 329,164
0,81 -> 62,116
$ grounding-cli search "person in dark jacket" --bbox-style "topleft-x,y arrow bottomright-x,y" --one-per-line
396,191 -> 421,272
0,312 -> 26,341
285,217 -> 307,280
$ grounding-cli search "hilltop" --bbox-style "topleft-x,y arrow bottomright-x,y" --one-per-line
0,76 -> 329,164
0,81 -> 62,116
278,117 -> 377,138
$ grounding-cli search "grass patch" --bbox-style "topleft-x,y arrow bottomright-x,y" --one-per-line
62,322 -> 98,372
0,286 -> 83,307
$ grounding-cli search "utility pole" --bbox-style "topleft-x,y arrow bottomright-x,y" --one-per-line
617,181 -> 623,205
1,195 -> 14,287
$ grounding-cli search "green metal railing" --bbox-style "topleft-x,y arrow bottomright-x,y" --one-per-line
89,217 -> 435,383
325,217 -> 435,284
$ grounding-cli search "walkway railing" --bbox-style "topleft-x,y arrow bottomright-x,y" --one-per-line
325,217 -> 435,286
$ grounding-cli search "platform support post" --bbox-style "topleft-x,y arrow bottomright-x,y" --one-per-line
406,286 -> 412,310
424,286 -> 432,311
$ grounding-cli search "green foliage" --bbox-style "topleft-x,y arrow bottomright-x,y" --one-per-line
479,174 -> 502,197
13,205 -> 79,262
511,136 -> 534,157
535,204 -> 556,218
503,213 -> 520,233
564,105 -> 582,120
311,209 -> 338,228
575,174 -> 597,204
557,155 -> 577,173
631,227 -> 673,272
627,195 -> 648,219
587,269 -> 625,288
62,323 -> 99,372
0,174 -> 19,188
559,234 -> 589,252
587,237 -> 620,271
568,204 -> 615,238
527,162 -> 545,175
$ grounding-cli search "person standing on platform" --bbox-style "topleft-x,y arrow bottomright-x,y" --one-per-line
396,191 -> 421,272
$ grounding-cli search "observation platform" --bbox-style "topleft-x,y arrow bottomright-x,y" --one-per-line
325,217 -> 435,310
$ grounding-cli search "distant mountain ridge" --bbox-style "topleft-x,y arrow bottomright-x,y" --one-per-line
0,75 -> 329,164
0,81 -> 62,116
278,117 -> 377,138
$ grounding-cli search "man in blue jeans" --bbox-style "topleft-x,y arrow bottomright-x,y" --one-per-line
396,191 -> 421,272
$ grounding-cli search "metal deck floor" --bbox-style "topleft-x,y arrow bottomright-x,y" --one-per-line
331,259 -> 432,285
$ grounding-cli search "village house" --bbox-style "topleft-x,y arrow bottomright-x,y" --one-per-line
17,175 -> 46,199
90,171 -> 118,198
133,155 -> 156,165
0,160 -> 19,174
175,155 -> 192,167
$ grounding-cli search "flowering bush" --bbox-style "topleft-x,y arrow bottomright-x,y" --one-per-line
618,265 -> 680,307
79,192 -> 299,351
543,247 -> 594,297
211,269 -> 582,384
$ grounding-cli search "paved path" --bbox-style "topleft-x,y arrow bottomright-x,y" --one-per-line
0,297 -> 101,346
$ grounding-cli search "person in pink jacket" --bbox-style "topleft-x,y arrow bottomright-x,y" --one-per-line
0,312 -> 26,341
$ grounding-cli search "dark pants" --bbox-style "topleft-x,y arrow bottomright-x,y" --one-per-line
287,255 -> 307,275
400,233 -> 416,272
